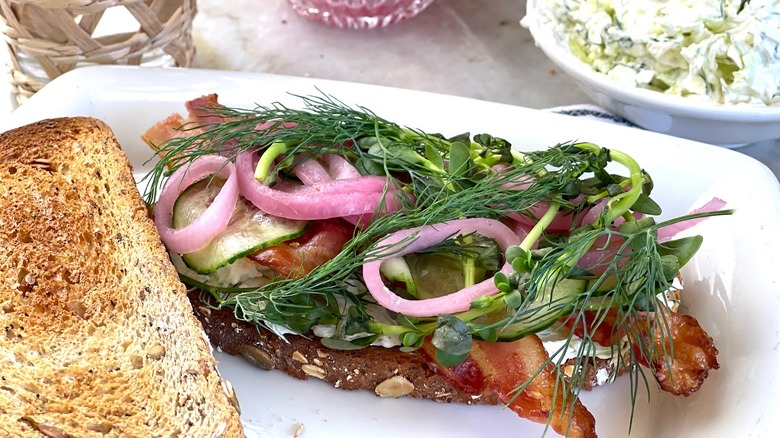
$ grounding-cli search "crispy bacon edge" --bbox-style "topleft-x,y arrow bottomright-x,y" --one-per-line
639,310 -> 719,396
423,336 -> 597,438
565,306 -> 719,396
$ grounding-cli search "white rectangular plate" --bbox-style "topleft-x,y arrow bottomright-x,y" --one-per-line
3,66 -> 779,438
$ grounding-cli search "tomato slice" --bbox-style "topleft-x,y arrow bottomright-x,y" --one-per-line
248,218 -> 354,278
562,309 -> 621,346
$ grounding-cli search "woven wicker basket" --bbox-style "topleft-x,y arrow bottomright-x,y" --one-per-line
0,0 -> 196,104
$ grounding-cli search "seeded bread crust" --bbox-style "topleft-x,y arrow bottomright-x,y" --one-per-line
189,289 -> 623,404
188,291 -> 503,404
0,118 -> 242,437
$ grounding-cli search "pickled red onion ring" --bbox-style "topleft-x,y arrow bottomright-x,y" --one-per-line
292,157 -> 330,185
255,118 -> 298,132
576,237 -> 627,275
577,198 -> 608,227
512,202 -> 579,233
363,218 -> 521,317
292,154 -> 362,184
292,155 -> 370,225
154,156 -> 238,254
236,151 -> 402,220
324,154 -> 361,179
658,197 -> 728,242
576,197 -> 644,228
575,198 -> 728,272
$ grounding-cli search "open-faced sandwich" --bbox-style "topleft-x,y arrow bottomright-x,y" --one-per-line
142,93 -> 728,437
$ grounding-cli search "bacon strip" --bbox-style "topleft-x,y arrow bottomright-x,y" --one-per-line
142,94 -> 225,149
424,337 -> 597,438
563,306 -> 719,396
185,93 -> 227,124
562,309 -> 620,347
638,311 -> 719,396
142,112 -> 192,149
472,338 -> 597,438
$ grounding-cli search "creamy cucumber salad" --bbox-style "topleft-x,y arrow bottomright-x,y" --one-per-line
526,0 -> 780,105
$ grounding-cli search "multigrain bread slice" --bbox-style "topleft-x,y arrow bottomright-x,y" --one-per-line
188,289 -> 623,404
188,291 -> 503,405
0,118 -> 242,437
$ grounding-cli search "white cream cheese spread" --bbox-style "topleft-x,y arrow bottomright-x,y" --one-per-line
528,0 -> 780,104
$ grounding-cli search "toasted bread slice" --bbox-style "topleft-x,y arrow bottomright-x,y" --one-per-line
188,291 -> 504,404
0,118 -> 242,437
188,288 -> 622,406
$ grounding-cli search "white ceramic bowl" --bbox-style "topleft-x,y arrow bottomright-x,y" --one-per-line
523,0 -> 780,147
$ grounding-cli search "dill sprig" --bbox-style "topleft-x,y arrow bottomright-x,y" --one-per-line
144,93 -> 461,204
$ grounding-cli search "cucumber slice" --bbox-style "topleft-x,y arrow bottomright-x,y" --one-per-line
379,257 -> 417,297
380,253 -> 487,300
496,277 -> 587,341
407,253 -> 469,299
172,176 -> 308,274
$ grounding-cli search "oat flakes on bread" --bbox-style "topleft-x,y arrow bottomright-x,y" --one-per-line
0,118 -> 242,437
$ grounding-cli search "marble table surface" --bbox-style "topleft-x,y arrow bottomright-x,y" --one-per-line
1,0 -> 778,180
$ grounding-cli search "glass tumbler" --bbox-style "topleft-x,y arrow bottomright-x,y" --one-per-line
287,0 -> 434,30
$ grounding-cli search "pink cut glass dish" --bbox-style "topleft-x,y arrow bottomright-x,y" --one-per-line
287,0 -> 434,29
